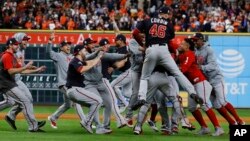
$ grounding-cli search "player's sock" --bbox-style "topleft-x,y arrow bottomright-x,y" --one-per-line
150,104 -> 158,122
192,109 -> 208,127
224,102 -> 242,122
206,108 -> 220,127
217,107 -> 236,125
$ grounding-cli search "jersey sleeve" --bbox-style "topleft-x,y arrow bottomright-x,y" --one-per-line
46,43 -> 60,61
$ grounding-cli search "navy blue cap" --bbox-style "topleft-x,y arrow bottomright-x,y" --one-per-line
192,32 -> 205,41
60,40 -> 71,47
6,38 -> 19,46
73,45 -> 85,56
159,6 -> 171,14
99,38 -> 110,46
83,38 -> 97,46
115,34 -> 126,43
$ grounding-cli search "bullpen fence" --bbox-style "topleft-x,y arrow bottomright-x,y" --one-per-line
0,30 -> 250,107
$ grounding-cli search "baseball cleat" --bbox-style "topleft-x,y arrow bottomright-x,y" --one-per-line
133,125 -> 142,135
38,121 -> 46,128
96,127 -> 112,134
48,116 -> 57,129
5,115 -> 17,130
29,128 -> 46,133
131,100 -> 146,111
146,120 -> 159,132
237,120 -> 245,125
212,127 -> 224,136
80,122 -> 93,134
196,127 -> 211,135
171,127 -> 179,134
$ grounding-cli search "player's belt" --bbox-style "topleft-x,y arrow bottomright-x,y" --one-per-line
148,43 -> 167,47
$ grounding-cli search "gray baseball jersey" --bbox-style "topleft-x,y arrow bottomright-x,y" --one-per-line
84,52 -> 127,128
195,42 -> 227,108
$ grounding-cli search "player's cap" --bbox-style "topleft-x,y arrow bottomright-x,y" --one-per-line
83,38 -> 97,46
192,32 -> 205,41
159,6 -> 171,14
184,38 -> 195,51
60,40 -> 72,47
99,38 -> 110,46
22,35 -> 31,41
6,38 -> 19,46
115,34 -> 126,43
73,44 -> 85,56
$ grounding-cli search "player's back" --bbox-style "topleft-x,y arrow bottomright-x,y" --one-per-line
137,17 -> 175,47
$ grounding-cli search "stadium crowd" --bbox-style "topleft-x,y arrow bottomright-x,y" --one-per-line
1,0 -> 250,32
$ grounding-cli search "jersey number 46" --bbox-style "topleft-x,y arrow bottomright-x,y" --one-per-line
149,24 -> 167,38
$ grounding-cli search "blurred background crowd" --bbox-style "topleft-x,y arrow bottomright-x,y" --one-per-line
1,0 -> 250,32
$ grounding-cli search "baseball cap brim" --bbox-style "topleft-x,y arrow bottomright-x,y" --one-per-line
23,36 -> 31,41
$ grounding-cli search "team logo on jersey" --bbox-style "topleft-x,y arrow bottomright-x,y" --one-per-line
217,49 -> 245,78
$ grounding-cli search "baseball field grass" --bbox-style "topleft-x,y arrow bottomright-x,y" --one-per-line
0,106 -> 249,141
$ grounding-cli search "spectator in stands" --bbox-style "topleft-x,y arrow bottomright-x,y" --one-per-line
0,0 -> 249,33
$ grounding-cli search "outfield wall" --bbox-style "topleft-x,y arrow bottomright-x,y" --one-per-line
0,30 -> 250,108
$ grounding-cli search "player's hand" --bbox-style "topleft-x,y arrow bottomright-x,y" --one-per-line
49,31 -> 55,42
24,61 -> 33,69
108,67 -> 114,74
29,65 -> 37,70
36,66 -> 47,72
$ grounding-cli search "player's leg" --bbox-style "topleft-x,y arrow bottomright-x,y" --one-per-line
85,86 -> 102,129
188,95 -> 210,135
125,70 -> 140,123
196,81 -> 224,136
6,87 -> 44,132
158,46 -> 201,104
213,81 -> 244,125
67,87 -> 102,134
7,80 -> 32,121
102,78 -> 128,128
111,70 -> 130,107
137,47 -> 158,101
0,94 -> 16,111
48,85 -> 73,128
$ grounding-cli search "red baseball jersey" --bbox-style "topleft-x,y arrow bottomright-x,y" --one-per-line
178,50 -> 206,84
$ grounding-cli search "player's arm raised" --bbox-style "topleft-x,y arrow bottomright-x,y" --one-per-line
46,31 -> 60,61
78,52 -> 103,73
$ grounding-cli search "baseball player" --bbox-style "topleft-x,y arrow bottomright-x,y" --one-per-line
66,44 -> 103,134
0,33 -> 46,131
192,33 -> 245,125
110,16 -> 132,111
110,34 -> 132,110
133,65 -> 194,135
177,38 -> 224,136
46,32 -> 85,129
131,6 -> 203,110
0,33 -> 31,112
127,37 -> 195,135
0,38 -> 46,132
82,38 -> 130,134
